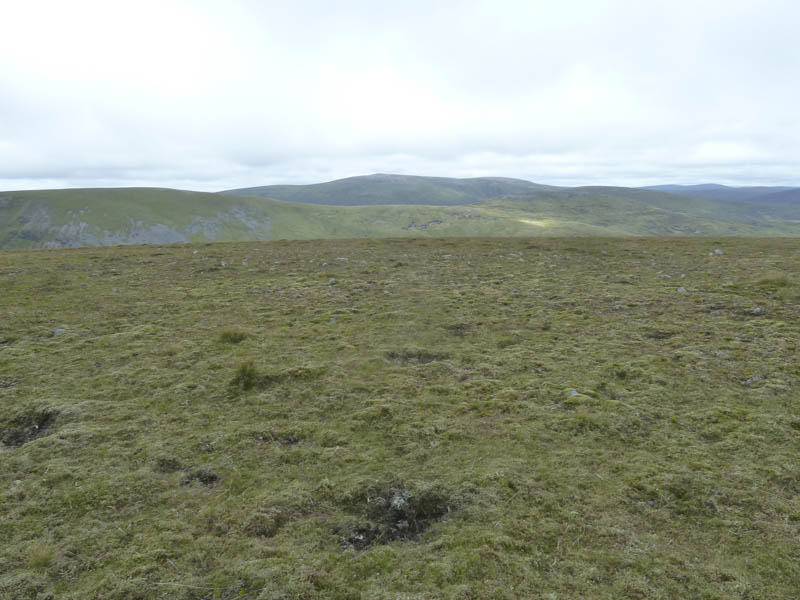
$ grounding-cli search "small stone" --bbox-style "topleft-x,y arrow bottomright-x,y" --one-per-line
329,278 -> 337,284
750,307 -> 764,315
714,248 -> 724,255
53,328 -> 66,336
676,287 -> 688,294
391,491 -> 409,510
569,390 -> 580,397
220,260 -> 228,267
192,250 -> 199,254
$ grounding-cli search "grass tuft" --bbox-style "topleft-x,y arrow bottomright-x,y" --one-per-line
26,543 -> 55,570
219,327 -> 249,344
756,271 -> 793,287
231,360 -> 260,390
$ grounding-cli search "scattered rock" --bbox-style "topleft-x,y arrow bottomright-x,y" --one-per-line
53,328 -> 67,336
742,374 -> 766,387
750,307 -> 764,315
714,249 -> 724,255
569,390 -> 580,397
676,287 -> 688,294
341,484 -> 453,550
1,409 -> 57,447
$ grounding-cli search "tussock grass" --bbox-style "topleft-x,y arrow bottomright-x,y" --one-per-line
1,237 -> 799,599
218,327 -> 248,344
756,271 -> 793,287
26,543 -> 55,570
230,359 -> 260,389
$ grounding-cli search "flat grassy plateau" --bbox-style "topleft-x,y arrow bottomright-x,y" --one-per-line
1,237 -> 799,599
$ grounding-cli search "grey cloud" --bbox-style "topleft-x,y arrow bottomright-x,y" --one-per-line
0,0 -> 798,191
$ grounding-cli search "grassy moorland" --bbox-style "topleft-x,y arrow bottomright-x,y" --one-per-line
1,237 -> 799,599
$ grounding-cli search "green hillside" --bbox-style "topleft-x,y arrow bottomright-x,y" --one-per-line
548,186 -> 800,225
3,184 -> 800,251
481,188 -> 800,235
2,237 -> 799,598
0,188 -> 281,251
224,173 -> 560,206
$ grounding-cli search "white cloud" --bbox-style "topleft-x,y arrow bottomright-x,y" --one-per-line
1,0 -> 799,190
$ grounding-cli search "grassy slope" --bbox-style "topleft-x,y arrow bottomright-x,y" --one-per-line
223,173 -> 560,206
484,189 -> 800,235
3,186 -> 800,251
1,237 -> 799,599
0,188 -> 271,250
569,187 -> 800,222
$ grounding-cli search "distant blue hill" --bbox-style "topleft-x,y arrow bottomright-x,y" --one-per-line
642,184 -> 800,204
224,173 -> 561,206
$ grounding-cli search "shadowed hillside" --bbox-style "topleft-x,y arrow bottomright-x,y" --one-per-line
643,183 -> 800,204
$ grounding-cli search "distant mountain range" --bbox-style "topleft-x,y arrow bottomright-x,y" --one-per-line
2,175 -> 799,250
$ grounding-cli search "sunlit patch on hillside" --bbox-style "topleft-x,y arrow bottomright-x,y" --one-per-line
517,217 -> 554,227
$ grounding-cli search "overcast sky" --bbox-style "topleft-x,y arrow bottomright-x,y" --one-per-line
1,0 -> 799,191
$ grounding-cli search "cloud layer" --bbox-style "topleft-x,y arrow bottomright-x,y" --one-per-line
2,0 -> 799,190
